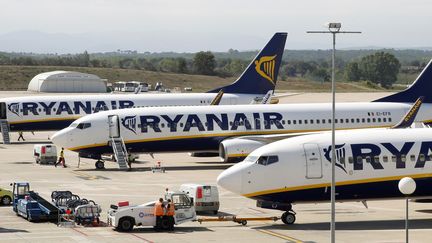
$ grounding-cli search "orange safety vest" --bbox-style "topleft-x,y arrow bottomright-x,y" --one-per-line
166,202 -> 175,216
154,202 -> 164,216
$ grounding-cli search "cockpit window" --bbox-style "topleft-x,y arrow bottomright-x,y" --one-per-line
244,156 -> 258,163
256,155 -> 279,166
77,123 -> 92,129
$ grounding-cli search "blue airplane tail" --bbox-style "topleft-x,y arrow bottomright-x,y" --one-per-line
208,32 -> 287,94
374,59 -> 432,103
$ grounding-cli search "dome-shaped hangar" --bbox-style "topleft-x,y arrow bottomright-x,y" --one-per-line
27,71 -> 107,93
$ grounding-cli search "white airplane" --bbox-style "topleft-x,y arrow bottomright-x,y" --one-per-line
51,60 -> 432,169
217,121 -> 432,225
0,33 -> 287,142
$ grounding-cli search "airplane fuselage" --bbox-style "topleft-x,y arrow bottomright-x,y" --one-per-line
52,102 -> 432,157
217,128 -> 432,204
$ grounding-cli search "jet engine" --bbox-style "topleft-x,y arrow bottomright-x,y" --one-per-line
219,138 -> 266,163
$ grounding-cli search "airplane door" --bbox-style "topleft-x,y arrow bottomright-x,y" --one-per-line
304,143 -> 323,179
108,115 -> 120,138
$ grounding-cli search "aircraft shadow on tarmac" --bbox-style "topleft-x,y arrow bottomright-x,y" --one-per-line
76,164 -> 232,172
128,226 -> 214,234
253,218 -> 432,231
9,141 -> 53,145
0,227 -> 29,233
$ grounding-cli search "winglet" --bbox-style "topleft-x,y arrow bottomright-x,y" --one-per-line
261,90 -> 274,104
391,96 -> 424,129
210,90 -> 224,105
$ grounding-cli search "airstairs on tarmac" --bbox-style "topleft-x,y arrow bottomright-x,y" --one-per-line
111,137 -> 129,170
0,120 -> 10,144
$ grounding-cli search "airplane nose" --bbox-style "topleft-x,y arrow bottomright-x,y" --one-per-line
217,165 -> 244,194
51,129 -> 68,148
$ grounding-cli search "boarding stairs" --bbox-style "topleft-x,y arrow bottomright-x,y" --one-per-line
111,137 -> 129,170
0,120 -> 10,144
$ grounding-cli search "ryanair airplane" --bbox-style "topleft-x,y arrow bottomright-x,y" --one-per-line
0,32 -> 287,139
217,127 -> 432,225
51,60 -> 432,168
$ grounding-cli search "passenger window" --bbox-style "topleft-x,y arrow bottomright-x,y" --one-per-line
378,118 -> 381,122
287,120 -> 291,125
419,154 -> 425,162
322,119 -> 326,124
383,118 -> 387,122
282,120 -> 285,125
374,156 -> 380,163
401,154 -> 406,162
383,156 -> 388,163
299,120 -> 302,124
304,120 -> 308,124
335,119 -> 338,124
410,155 -> 416,162
389,118 -> 392,122
351,119 -> 354,123
310,119 -> 314,124
372,118 -> 376,122
356,118 -> 360,123
346,119 -> 349,123
161,123 -> 165,128
362,118 -> 365,123
328,119 -> 332,123
356,156 -> 362,164
316,119 -> 320,124
340,119 -> 343,123
367,118 -> 371,123
348,157 -> 353,164
366,157 -> 371,163
391,155 -> 396,163
293,120 -> 296,125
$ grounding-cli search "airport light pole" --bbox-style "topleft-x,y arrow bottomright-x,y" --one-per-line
398,177 -> 416,243
307,23 -> 361,243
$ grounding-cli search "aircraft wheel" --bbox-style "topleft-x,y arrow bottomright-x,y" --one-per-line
281,211 -> 296,225
1,196 -> 12,205
95,160 -> 105,170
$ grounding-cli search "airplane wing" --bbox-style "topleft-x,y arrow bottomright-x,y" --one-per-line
232,131 -> 325,144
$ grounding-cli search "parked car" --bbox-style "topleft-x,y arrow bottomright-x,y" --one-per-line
0,187 -> 13,205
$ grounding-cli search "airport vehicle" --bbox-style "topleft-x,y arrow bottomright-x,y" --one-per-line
12,182 -> 59,222
0,33 -> 286,144
74,203 -> 101,226
33,144 -> 57,164
52,61 -> 432,168
0,187 -> 13,205
179,184 -> 220,214
113,81 -> 127,92
107,191 -> 196,232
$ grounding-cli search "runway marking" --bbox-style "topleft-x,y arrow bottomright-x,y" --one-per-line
71,227 -> 89,236
257,229 -> 303,243
131,233 -> 154,243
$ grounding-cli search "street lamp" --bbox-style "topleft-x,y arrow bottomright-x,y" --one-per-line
307,23 -> 361,243
398,177 -> 416,243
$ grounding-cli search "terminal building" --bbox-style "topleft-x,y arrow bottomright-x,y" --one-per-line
27,71 -> 107,93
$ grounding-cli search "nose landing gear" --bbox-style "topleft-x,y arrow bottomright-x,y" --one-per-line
95,160 -> 105,169
281,210 -> 296,225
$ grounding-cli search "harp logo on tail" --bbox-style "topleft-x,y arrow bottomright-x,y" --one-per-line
121,115 -> 137,134
323,143 -> 348,174
254,55 -> 277,84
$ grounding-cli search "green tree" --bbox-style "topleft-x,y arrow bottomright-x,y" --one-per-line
176,57 -> 188,73
359,52 -> 401,88
345,62 -> 361,81
193,51 -> 216,75
312,68 -> 330,83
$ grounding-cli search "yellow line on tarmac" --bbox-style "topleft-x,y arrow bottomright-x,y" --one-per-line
257,229 -> 303,243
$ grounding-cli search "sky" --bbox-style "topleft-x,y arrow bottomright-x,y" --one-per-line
0,0 -> 430,53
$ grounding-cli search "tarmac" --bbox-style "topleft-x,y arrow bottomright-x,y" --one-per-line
1,91 -> 431,243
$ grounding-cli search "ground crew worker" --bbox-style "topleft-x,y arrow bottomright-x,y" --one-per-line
165,199 -> 175,230
154,198 -> 165,230
55,147 -> 66,168
17,132 -> 25,141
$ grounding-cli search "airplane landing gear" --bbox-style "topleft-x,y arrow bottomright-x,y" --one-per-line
281,210 -> 296,225
95,160 -> 105,169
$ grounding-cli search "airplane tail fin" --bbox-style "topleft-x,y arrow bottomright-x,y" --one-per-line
208,32 -> 287,94
391,96 -> 424,129
373,59 -> 432,103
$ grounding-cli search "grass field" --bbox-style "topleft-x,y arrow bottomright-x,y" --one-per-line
0,65 -> 402,92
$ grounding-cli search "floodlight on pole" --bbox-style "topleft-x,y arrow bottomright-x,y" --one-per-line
307,23 -> 361,243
